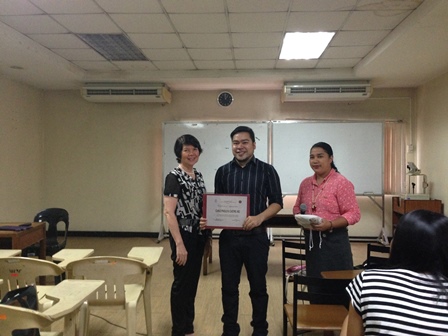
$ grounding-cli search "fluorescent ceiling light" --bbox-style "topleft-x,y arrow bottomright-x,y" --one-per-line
280,32 -> 335,60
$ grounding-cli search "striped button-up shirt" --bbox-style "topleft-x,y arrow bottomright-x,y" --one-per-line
214,156 -> 283,219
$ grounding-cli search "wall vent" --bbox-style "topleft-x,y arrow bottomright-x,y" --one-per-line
81,83 -> 171,103
282,81 -> 372,102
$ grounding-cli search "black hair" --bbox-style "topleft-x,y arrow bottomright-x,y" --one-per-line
230,126 -> 255,142
311,142 -> 339,172
390,209 -> 448,280
174,134 -> 203,163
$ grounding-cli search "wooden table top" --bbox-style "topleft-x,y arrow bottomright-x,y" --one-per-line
321,269 -> 363,279
0,222 -> 42,234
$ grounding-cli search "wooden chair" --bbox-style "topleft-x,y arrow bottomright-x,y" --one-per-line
283,274 -> 351,336
282,240 -> 307,335
65,256 -> 147,336
0,304 -> 62,336
365,243 -> 390,269
0,257 -> 65,311
282,240 -> 307,280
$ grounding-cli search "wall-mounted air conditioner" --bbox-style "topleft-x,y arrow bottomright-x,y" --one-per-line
81,83 -> 172,103
281,81 -> 372,102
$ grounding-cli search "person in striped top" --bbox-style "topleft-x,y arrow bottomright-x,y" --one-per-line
342,209 -> 448,335
214,126 -> 283,336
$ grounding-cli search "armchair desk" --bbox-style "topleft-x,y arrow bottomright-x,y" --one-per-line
52,249 -> 95,270
127,246 -> 163,336
0,249 -> 21,257
43,279 -> 104,336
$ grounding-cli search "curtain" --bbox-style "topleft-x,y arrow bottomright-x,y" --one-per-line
384,121 -> 406,194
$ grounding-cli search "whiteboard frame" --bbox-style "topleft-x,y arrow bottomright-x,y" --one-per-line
163,121 -> 269,194
271,120 -> 384,195
160,120 -> 385,240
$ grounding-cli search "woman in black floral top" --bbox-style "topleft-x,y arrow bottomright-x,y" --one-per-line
163,134 -> 207,336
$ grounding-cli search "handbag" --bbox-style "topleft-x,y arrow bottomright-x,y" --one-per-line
1,285 -> 40,336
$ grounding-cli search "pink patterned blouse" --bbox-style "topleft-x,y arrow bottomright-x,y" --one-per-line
293,169 -> 360,225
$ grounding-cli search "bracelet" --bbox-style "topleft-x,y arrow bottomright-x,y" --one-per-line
329,221 -> 333,233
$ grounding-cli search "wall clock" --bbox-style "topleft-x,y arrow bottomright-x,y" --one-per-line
217,91 -> 234,107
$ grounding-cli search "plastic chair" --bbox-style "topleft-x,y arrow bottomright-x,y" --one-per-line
0,257 -> 65,311
283,274 -> 351,336
0,304 -> 62,336
65,256 -> 147,336
23,208 -> 69,259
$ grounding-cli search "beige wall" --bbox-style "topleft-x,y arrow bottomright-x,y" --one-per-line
39,88 -> 413,236
2,76 -> 428,237
0,76 -> 43,221
416,71 -> 448,205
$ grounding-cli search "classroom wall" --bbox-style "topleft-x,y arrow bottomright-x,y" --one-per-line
2,74 -> 430,237
38,87 -> 413,236
0,76 -> 44,220
416,71 -> 448,206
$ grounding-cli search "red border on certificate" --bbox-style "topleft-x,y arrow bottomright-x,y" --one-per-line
203,194 -> 250,229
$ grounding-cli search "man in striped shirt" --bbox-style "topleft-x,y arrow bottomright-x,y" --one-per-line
214,126 -> 283,336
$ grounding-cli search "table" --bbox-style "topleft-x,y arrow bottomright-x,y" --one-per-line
265,213 -> 300,245
44,279 -> 104,336
392,196 -> 443,235
0,222 -> 46,259
0,249 -> 21,257
321,269 -> 362,279
127,246 -> 163,336
52,248 -> 95,269
265,214 -> 298,228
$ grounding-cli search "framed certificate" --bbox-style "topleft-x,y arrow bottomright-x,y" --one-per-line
203,194 -> 250,229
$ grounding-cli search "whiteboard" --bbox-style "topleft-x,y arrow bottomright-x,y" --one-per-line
272,121 -> 383,195
163,122 -> 269,192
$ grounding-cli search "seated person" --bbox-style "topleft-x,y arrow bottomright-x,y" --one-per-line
341,209 -> 448,335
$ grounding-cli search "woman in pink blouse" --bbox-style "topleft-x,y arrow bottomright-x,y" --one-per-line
293,142 -> 361,278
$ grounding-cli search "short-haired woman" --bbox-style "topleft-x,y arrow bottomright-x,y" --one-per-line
163,134 -> 208,336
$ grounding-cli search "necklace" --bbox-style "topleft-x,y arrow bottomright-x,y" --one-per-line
311,174 -> 331,211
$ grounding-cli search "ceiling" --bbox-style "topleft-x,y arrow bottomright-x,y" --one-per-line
1,0 -> 448,91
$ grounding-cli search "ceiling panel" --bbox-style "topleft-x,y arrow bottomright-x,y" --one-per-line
0,0 -> 446,91
29,0 -> 103,14
180,33 -> 231,49
110,14 -> 175,33
170,14 -> 228,33
0,15 -> 67,34
95,0 -> 163,14
286,11 -> 350,31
